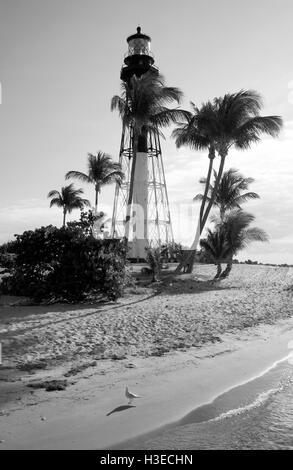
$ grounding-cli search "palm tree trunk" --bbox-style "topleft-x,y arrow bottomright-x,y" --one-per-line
189,146 -> 215,250
214,262 -> 222,279
152,269 -> 158,283
175,249 -> 196,274
175,153 -> 227,274
63,209 -> 66,227
175,147 -> 217,274
199,145 -> 215,229
220,258 -> 233,279
125,130 -> 138,240
220,207 -> 225,221
200,153 -> 227,230
95,185 -> 99,213
190,218 -> 201,250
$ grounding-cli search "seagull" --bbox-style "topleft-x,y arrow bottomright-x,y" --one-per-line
125,386 -> 141,404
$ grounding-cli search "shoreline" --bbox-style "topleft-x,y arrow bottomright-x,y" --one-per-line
115,332 -> 293,449
1,318 -> 293,449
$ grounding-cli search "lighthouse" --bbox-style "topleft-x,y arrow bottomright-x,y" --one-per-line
111,27 -> 173,260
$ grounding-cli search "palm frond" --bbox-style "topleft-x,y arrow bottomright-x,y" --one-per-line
196,168 -> 260,217
151,108 -> 190,128
65,171 -> 91,183
111,95 -> 127,114
47,190 -> 61,199
233,192 -> 260,205
146,125 -> 166,140
111,72 -> 186,140
66,152 -> 124,191
201,209 -> 267,262
48,183 -> 90,216
49,197 -> 63,208
172,123 -> 210,150
156,86 -> 184,105
234,116 -> 283,149
101,169 -> 125,185
244,227 -> 269,243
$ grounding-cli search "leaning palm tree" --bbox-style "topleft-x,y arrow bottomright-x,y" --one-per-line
200,210 -> 268,279
194,168 -> 260,220
200,90 -> 282,232
172,101 -> 221,272
175,90 -> 282,273
48,183 -> 90,227
66,152 -> 124,212
111,72 -> 189,234
173,101 -> 218,235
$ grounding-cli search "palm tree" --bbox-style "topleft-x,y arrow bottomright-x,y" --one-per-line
199,228 -> 230,279
173,101 -> 218,234
194,168 -> 260,220
200,90 -> 282,231
48,183 -> 90,227
66,152 -> 124,212
174,90 -> 282,273
172,101 -> 219,272
200,210 -> 268,279
111,72 -> 189,234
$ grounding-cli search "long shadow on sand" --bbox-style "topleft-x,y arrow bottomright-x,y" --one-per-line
107,405 -> 136,416
158,279 -> 239,296
0,293 -> 157,338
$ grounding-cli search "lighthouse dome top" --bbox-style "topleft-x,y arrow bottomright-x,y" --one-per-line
126,26 -> 152,58
127,26 -> 151,43
121,27 -> 157,82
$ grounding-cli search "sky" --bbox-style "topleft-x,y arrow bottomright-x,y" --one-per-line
0,0 -> 292,264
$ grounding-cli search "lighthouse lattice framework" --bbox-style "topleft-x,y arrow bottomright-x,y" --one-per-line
111,27 -> 174,259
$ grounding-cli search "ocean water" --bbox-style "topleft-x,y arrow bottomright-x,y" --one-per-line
122,358 -> 293,450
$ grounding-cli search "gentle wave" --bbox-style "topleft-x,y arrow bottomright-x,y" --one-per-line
117,353 -> 293,450
208,360 -> 293,423
229,351 -> 293,390
177,351 -> 293,427
210,387 -> 280,422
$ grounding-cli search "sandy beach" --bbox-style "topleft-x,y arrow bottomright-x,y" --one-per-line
0,264 -> 293,449
1,0 -> 292,452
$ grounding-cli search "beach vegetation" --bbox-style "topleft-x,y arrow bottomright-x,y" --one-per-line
160,242 -> 184,263
173,90 -> 282,273
145,246 -> 163,282
0,225 -> 127,302
200,210 -> 268,279
194,168 -> 260,220
66,209 -> 106,237
65,152 -> 124,212
47,184 -> 90,227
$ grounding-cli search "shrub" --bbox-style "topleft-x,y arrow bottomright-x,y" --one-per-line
160,242 -> 183,262
196,248 -> 214,264
145,246 -> 163,282
66,210 -> 106,237
1,226 -> 127,301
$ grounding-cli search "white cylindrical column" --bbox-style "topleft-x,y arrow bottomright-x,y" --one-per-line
130,152 -> 148,259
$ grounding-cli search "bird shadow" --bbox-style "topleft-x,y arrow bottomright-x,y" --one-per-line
106,404 -> 136,416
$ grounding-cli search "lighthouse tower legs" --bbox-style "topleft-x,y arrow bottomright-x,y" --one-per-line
111,127 -> 173,259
